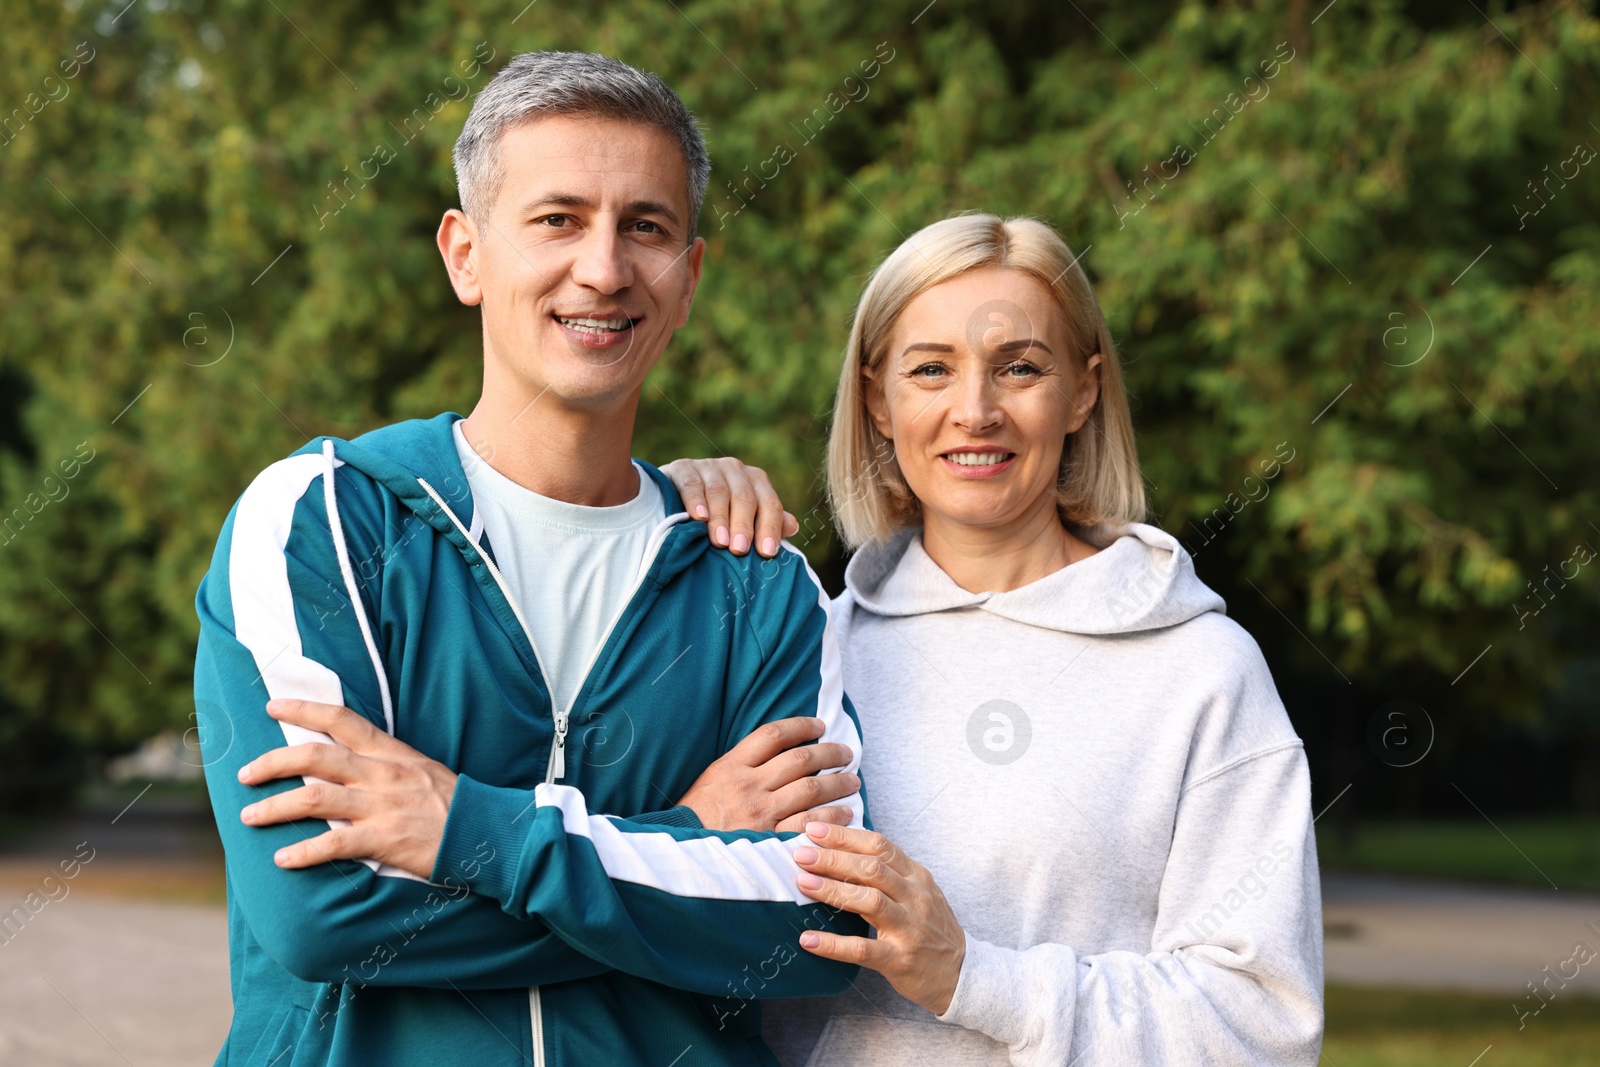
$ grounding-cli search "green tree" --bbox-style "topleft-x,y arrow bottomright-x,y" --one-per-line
0,0 -> 1595,809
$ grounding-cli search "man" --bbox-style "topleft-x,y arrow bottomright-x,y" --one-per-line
195,51 -> 866,1067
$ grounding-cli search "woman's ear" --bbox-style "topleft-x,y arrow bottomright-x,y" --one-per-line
863,367 -> 894,441
1065,352 -> 1103,435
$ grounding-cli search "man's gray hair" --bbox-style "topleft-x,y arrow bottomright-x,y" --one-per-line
452,51 -> 710,240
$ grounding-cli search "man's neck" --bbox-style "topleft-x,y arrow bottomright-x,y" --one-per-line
459,388 -> 641,508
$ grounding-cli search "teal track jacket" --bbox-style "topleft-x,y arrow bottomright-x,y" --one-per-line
194,413 -> 870,1067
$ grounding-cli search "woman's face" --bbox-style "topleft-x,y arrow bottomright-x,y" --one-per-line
865,268 -> 1101,535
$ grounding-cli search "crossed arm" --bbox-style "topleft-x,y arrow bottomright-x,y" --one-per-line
241,699 -> 859,877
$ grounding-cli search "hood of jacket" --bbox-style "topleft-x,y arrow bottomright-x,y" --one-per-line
843,522 -> 1225,635
308,412 -> 709,582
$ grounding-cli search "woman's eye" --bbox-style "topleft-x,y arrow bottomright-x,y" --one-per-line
1003,362 -> 1041,378
909,363 -> 947,378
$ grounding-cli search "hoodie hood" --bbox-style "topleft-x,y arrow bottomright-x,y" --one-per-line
843,522 -> 1225,635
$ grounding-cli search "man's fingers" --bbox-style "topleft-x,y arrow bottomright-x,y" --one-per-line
729,716 -> 827,768
271,826 -> 369,870
241,781 -> 363,827
266,699 -> 387,753
768,741 -> 855,785
770,767 -> 860,822
776,805 -> 854,834
238,741 -> 359,786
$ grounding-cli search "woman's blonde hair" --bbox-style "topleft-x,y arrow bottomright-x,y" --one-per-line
826,213 -> 1146,548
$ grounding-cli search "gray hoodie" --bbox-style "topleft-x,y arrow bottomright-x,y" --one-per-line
762,523 -> 1324,1066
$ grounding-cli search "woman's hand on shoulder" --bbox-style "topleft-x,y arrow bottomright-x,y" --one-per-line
660,457 -> 797,558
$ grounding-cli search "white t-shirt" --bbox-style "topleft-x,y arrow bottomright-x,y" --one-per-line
452,420 -> 665,712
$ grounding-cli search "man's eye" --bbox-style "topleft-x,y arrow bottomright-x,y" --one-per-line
629,220 -> 662,234
537,214 -> 570,228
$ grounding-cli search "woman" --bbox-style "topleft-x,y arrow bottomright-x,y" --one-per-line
663,213 -> 1323,1065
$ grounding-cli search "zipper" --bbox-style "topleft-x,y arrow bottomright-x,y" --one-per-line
542,508 -> 685,781
417,477 -> 688,1066
419,477 -> 687,785
529,987 -> 545,1067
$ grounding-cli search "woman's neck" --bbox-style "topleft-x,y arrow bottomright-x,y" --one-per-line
920,496 -> 1100,594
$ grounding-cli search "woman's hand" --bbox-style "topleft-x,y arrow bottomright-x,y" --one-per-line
792,822 -> 967,1017
677,716 -> 860,833
660,457 -> 797,557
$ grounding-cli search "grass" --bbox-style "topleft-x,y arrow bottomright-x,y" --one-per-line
1325,984 -> 1600,1067
1318,819 -> 1600,890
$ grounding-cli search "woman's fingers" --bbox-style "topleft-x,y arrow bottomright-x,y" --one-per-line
802,823 -> 913,876
745,466 -> 789,557
659,460 -> 710,522
724,463 -> 759,555
795,927 -> 886,967
794,863 -> 894,919
660,459 -> 794,557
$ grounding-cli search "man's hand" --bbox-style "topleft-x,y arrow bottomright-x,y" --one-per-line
677,716 -> 859,833
660,457 -> 798,558
237,699 -> 457,880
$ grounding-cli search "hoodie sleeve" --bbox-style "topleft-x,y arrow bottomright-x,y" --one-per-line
934,737 -> 1323,1065
196,449 -> 611,990
429,542 -> 872,998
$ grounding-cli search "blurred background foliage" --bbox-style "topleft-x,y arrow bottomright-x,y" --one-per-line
0,0 -> 1596,819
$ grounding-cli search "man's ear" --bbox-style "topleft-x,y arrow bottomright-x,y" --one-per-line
672,237 -> 707,329
437,209 -> 483,306
863,367 -> 893,440
1065,352 -> 1103,434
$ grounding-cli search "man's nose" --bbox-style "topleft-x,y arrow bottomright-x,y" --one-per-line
570,227 -> 634,294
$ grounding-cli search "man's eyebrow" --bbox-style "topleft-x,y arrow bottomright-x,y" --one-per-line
516,193 -> 682,227
519,192 -> 596,215
627,199 -> 682,226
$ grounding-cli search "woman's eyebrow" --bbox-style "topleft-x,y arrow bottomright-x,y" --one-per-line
900,341 -> 955,357
995,337 -> 1054,356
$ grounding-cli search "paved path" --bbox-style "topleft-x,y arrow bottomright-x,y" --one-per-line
0,894 -> 230,1067
1323,873 -> 1600,995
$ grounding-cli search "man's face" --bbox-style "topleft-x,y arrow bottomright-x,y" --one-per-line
442,115 -> 704,412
